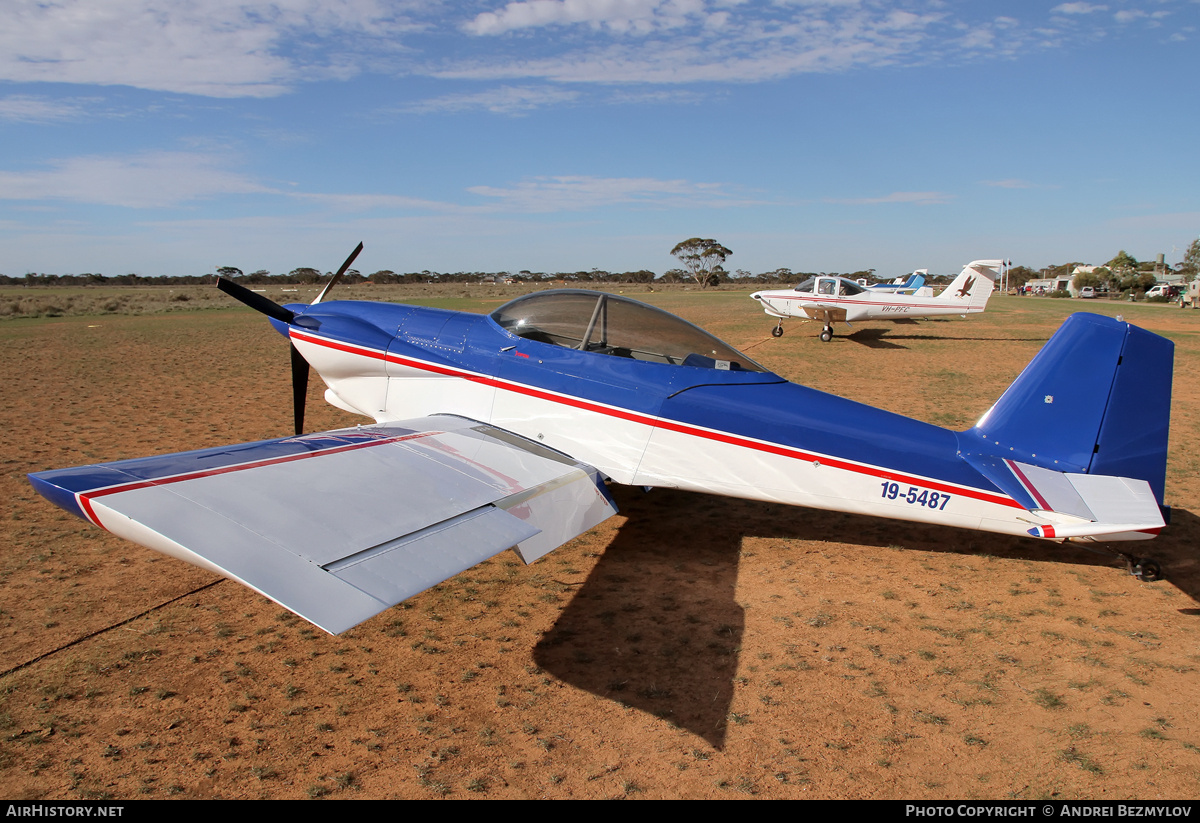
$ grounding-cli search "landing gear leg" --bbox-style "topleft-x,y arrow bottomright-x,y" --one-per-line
819,325 -> 834,342
772,322 -> 784,338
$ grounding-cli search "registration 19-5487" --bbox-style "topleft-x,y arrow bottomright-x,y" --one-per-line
881,481 -> 951,510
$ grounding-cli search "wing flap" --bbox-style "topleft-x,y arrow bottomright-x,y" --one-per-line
327,507 -> 540,606
29,416 -> 617,634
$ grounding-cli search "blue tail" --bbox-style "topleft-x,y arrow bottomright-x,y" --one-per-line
960,313 -> 1173,505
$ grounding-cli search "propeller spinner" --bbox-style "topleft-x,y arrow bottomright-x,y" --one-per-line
217,242 -> 363,435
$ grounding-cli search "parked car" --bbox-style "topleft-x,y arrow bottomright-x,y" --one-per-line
1080,286 -> 1096,299
1145,284 -> 1182,300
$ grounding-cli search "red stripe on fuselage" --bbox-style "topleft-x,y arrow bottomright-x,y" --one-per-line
767,295 -> 950,311
291,330 -> 1022,510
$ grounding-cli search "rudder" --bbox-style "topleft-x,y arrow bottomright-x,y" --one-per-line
961,313 -> 1173,505
939,259 -> 1003,310
1089,321 -> 1173,503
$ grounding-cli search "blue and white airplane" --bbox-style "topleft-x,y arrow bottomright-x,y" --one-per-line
752,259 -> 1004,340
867,270 -> 928,294
28,246 -> 1173,635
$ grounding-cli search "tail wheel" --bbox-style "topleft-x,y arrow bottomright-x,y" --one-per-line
1130,558 -> 1163,582
771,325 -> 784,338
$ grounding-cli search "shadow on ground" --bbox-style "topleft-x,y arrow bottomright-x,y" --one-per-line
843,326 -> 1050,349
534,486 -> 1197,749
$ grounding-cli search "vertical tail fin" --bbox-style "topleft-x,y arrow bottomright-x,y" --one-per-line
938,259 -> 1004,310
961,313 -> 1173,504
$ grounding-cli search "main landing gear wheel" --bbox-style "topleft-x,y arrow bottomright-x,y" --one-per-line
771,325 -> 784,338
819,326 -> 834,342
1126,556 -> 1163,582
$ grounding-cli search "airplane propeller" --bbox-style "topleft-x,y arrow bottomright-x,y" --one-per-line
217,242 -> 363,436
315,241 -> 363,305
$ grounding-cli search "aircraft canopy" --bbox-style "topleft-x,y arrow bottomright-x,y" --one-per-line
793,277 -> 868,296
490,290 -> 765,372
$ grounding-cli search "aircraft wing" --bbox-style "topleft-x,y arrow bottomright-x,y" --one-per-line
28,415 -> 617,634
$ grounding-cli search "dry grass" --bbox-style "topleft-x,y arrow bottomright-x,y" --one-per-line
2,291 -> 1198,799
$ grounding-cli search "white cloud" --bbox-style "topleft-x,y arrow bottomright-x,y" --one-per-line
400,85 -> 581,114
1052,3 -> 1108,14
981,179 -> 1038,189
466,175 -> 762,211
1114,9 -> 1148,23
464,0 -> 709,36
0,0 -> 417,98
0,157 -> 764,217
290,192 -> 461,212
0,152 -> 274,208
0,95 -> 89,123
444,4 -> 953,85
2,0 -> 1186,103
825,191 -> 954,205
448,0 -> 1173,87
604,87 -> 711,105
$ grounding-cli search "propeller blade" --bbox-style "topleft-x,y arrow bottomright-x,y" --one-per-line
217,277 -> 296,324
313,241 -> 364,305
290,342 -> 309,436
218,243 -> 363,435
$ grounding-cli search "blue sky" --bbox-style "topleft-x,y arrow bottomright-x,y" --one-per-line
1,0 -> 1197,278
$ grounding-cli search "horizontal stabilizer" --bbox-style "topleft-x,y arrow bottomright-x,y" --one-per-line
1026,522 -> 1160,540
961,454 -> 1164,541
28,416 -> 617,634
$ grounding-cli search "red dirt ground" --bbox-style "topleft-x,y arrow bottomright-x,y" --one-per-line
2,295 -> 1198,799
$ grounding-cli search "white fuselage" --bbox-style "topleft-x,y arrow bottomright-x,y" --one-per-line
754,277 -> 979,324
752,262 -> 1004,329
289,325 -> 1102,544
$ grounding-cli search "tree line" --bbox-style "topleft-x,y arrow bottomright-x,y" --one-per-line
6,237 -> 1197,289
3,266 -> 877,288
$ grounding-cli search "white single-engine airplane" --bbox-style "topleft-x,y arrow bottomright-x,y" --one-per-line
752,259 -> 1005,340
29,246 -> 1172,635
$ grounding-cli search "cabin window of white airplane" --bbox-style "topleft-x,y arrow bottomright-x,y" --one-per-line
491,290 -> 765,372
803,277 -> 865,297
